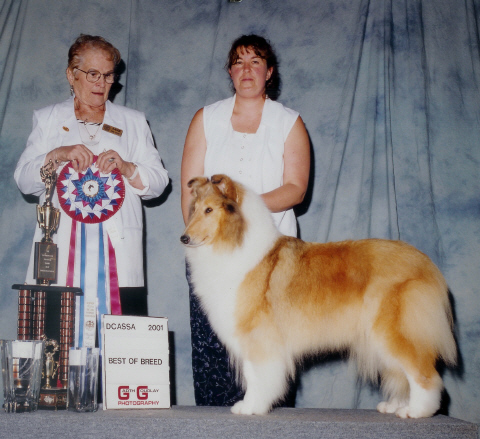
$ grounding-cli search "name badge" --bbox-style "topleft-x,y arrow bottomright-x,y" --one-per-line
103,124 -> 123,137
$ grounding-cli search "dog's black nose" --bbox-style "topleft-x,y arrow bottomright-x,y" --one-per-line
180,235 -> 190,245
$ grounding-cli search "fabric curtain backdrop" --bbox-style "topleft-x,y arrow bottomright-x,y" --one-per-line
0,0 -> 478,423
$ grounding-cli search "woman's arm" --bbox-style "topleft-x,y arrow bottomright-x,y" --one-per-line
181,108 -> 207,225
261,116 -> 310,212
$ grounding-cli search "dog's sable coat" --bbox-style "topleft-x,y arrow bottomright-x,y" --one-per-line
181,174 -> 456,417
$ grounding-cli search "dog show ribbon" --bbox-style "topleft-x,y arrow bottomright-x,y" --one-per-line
58,156 -> 125,348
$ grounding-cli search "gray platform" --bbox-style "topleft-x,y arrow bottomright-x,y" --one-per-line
1,406 -> 478,439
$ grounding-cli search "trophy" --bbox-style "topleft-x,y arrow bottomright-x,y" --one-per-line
34,160 -> 61,285
12,159 -> 82,410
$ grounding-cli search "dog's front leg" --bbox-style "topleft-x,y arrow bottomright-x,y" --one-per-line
231,358 -> 288,415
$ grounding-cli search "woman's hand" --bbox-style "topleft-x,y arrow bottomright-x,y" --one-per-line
96,149 -> 144,189
46,144 -> 95,173
96,149 -> 131,175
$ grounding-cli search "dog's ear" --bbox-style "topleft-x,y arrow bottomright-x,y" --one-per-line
187,176 -> 210,199
222,200 -> 237,214
211,174 -> 239,202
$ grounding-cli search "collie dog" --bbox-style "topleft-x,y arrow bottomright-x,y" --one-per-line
180,174 -> 456,418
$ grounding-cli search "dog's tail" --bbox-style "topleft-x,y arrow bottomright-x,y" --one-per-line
396,276 -> 457,367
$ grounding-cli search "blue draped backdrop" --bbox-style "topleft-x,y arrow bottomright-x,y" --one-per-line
0,0 -> 479,423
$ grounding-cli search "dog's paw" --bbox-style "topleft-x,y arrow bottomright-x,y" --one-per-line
231,399 -> 269,415
231,400 -> 252,415
377,399 -> 403,414
395,405 -> 435,419
395,406 -> 415,418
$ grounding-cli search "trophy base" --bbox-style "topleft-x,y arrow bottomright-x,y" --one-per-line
38,388 -> 67,410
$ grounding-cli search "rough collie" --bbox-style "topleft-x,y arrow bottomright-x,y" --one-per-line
180,174 -> 456,418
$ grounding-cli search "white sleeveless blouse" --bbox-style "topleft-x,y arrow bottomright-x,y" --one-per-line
203,95 -> 299,237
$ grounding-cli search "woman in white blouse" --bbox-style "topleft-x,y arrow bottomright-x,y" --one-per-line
181,34 -> 310,406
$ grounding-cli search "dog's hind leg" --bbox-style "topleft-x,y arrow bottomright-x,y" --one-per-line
377,362 -> 442,418
395,368 -> 443,418
373,277 -> 451,418
376,347 -> 443,418
231,358 -> 288,415
375,348 -> 443,418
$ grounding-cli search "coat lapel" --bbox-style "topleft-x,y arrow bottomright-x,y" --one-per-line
56,98 -> 80,145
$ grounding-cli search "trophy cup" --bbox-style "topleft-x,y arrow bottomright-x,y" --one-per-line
12,159 -> 82,410
34,160 -> 61,285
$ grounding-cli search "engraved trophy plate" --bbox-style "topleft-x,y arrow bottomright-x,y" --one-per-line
34,242 -> 58,283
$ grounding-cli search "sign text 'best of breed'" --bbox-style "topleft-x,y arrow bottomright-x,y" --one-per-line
102,315 -> 170,409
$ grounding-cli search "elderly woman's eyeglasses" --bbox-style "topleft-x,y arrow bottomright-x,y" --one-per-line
75,68 -> 117,84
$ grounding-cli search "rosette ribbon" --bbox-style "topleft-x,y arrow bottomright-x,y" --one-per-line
57,156 -> 125,348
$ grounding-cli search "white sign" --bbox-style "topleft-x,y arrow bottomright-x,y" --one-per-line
102,315 -> 170,409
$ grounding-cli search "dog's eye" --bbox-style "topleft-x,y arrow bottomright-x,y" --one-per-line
205,207 -> 213,214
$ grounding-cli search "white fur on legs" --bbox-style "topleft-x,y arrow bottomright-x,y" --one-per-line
395,372 -> 442,419
231,359 -> 288,415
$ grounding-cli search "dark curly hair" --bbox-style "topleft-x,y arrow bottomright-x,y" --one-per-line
67,34 -> 121,70
226,34 -> 280,100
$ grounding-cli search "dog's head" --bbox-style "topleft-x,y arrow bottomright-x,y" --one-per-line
180,174 -> 245,250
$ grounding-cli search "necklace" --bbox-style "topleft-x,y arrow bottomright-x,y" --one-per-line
80,119 -> 102,140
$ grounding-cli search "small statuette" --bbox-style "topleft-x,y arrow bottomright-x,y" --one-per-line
42,336 -> 59,390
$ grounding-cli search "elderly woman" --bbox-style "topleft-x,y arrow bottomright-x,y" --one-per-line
181,34 -> 310,406
15,35 -> 168,347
